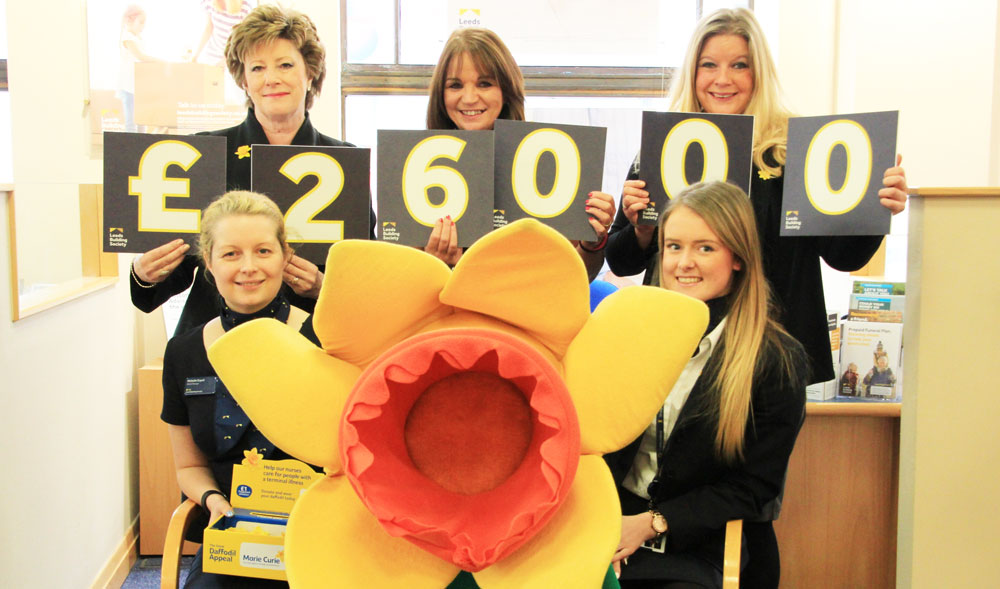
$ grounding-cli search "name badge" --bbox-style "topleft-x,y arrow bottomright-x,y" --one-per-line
184,376 -> 219,396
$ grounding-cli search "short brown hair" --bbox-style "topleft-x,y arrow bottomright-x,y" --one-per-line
426,28 -> 525,130
225,5 -> 326,110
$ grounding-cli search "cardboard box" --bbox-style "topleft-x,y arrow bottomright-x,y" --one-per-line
202,456 -> 322,580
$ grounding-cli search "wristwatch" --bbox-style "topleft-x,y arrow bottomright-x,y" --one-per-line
649,509 -> 668,536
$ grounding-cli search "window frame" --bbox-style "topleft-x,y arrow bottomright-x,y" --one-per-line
335,0 -> 734,136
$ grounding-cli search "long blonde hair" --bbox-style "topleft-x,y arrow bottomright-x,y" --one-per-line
668,8 -> 794,178
659,181 -> 800,462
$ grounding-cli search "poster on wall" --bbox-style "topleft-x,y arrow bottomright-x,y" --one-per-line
780,111 -> 898,236
86,0 -> 258,154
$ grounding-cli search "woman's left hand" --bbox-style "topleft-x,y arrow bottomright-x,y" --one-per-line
879,154 -> 908,215
284,254 -> 323,298
581,191 -> 616,250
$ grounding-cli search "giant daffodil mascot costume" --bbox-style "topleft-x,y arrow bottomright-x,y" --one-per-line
208,219 -> 707,588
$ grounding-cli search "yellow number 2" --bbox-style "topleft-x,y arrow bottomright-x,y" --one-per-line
280,152 -> 346,243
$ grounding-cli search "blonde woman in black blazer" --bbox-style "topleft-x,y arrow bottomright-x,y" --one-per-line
608,181 -> 806,589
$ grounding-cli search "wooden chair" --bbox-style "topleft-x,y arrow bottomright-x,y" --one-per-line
160,499 -> 199,589
723,519 -> 743,589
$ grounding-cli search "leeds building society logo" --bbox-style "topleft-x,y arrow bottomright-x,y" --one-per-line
492,208 -> 508,229
108,227 -> 127,248
458,8 -> 482,27
381,221 -> 400,242
783,210 -> 801,232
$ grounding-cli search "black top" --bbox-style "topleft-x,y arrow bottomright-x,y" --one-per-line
606,319 -> 807,582
605,153 -> 882,384
160,307 -> 319,498
130,109 -> 376,336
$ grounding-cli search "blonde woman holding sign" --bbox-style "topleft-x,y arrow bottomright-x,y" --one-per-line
422,27 -> 615,280
606,8 -> 908,388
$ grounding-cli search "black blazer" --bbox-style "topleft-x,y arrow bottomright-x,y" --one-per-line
606,329 -> 806,575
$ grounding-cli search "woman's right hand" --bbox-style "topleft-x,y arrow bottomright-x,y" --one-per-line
133,239 -> 190,284
612,513 -> 658,574
204,491 -> 234,524
620,179 -> 656,247
423,216 -> 463,267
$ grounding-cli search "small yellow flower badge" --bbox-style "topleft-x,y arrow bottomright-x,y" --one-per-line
235,145 -> 252,159
209,219 -> 708,588
758,168 -> 772,180
242,447 -> 263,467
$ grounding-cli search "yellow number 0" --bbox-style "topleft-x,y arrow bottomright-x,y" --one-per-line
129,140 -> 202,233
660,118 -> 729,199
804,120 -> 872,215
280,152 -> 346,242
511,128 -> 580,218
402,135 -> 469,226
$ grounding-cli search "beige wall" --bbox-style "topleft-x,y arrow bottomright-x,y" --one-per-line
0,1 -> 138,587
773,0 -> 1000,187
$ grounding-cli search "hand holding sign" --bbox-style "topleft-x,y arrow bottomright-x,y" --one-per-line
879,154 -> 908,214
132,238 -> 190,284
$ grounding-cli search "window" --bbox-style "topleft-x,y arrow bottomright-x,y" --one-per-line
340,0 -> 753,200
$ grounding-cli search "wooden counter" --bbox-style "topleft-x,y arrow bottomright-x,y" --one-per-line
775,402 -> 900,588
